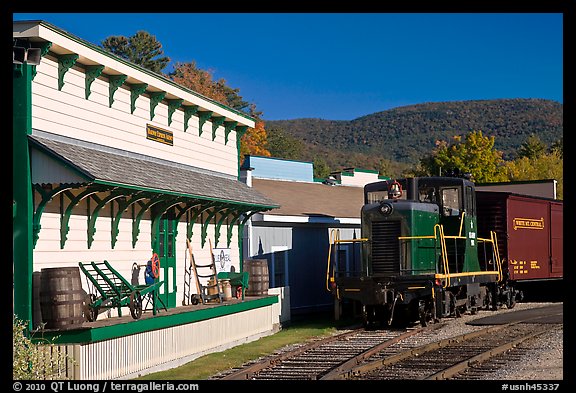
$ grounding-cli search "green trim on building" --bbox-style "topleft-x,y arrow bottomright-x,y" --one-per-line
57,54 -> 79,91
108,74 -> 127,108
197,111 -> 213,137
37,296 -> 278,344
167,99 -> 184,126
353,168 -> 379,174
92,179 -> 277,211
149,91 -> 166,121
210,116 -> 225,141
21,20 -> 255,124
130,83 -> 148,114
85,65 -> 105,100
183,105 -> 199,132
13,63 -> 34,329
224,121 -> 237,145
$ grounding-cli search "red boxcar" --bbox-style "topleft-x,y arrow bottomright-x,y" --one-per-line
476,191 -> 563,282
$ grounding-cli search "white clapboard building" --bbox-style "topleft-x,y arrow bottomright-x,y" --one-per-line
13,20 -> 282,379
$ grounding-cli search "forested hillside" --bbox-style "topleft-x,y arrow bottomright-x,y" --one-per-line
265,98 -> 563,170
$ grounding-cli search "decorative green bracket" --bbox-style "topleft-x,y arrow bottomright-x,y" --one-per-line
201,205 -> 227,248
214,208 -> 233,247
111,192 -> 148,249
236,125 -> 249,139
174,200 -> 202,222
132,195 -> 166,248
60,186 -> 108,249
185,202 -> 216,241
167,99 -> 183,126
210,116 -> 225,141
108,74 -> 127,107
30,41 -> 52,81
226,209 -> 250,248
197,111 -> 213,137
238,210 -> 261,248
150,198 -> 186,245
183,105 -> 199,132
130,83 -> 148,114
85,65 -> 105,99
149,91 -> 166,121
223,121 -> 238,145
87,189 -> 125,249
57,54 -> 79,91
175,200 -> 203,238
32,184 -> 75,248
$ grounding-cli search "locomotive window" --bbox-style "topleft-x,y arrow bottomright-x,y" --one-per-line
366,191 -> 389,203
465,186 -> 475,215
419,187 -> 437,203
441,188 -> 461,216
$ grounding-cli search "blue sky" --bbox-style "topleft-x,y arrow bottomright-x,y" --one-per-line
13,13 -> 563,121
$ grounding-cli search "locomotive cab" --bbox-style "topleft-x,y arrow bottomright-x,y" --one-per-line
329,177 -> 502,327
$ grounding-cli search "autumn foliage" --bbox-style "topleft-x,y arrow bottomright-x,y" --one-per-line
240,121 -> 271,158
170,62 -> 229,104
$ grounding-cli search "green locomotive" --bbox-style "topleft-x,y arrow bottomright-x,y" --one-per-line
327,176 -> 511,327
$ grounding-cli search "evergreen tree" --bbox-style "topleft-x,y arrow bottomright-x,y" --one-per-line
266,128 -> 304,160
100,31 -> 170,74
517,134 -> 547,159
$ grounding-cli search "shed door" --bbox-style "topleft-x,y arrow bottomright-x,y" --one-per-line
550,204 -> 563,275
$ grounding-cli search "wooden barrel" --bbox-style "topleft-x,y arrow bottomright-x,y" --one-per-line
243,259 -> 269,296
40,267 -> 85,330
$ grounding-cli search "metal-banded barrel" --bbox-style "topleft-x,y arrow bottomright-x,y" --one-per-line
40,267 -> 85,330
243,259 -> 269,296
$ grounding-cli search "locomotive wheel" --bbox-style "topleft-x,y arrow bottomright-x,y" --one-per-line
506,291 -> 516,309
363,305 -> 378,329
129,292 -> 143,319
419,304 -> 428,327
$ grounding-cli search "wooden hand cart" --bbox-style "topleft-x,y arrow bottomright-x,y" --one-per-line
79,260 -> 166,321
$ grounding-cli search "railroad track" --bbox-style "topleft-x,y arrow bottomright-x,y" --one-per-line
214,324 -> 443,380
329,322 -> 553,380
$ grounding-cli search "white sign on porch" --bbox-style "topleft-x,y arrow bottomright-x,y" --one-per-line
212,248 -> 232,273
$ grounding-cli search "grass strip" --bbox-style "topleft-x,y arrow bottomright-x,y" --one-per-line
135,314 -> 358,380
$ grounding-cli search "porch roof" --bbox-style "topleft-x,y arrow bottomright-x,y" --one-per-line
29,131 -> 279,210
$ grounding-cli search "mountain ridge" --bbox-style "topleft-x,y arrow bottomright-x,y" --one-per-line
265,98 -> 563,171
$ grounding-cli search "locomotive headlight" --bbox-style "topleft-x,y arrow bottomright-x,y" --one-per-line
379,202 -> 393,215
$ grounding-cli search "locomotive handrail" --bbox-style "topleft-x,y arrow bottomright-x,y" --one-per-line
326,228 -> 339,292
491,230 -> 503,282
397,225 -> 451,287
434,224 -> 451,288
458,211 -> 465,237
476,231 -> 503,282
327,228 -> 369,292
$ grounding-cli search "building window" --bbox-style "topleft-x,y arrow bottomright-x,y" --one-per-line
271,246 -> 289,288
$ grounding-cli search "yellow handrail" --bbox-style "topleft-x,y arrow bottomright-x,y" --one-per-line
434,224 -> 450,288
458,211 -> 466,237
326,228 -> 339,292
491,230 -> 503,282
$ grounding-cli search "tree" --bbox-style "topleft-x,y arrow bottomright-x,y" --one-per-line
517,134 -> 547,160
169,61 -> 229,104
419,131 -> 507,183
100,31 -> 170,74
266,128 -> 304,160
313,157 -> 331,179
240,121 -> 271,159
550,137 -> 563,158
504,151 -> 563,200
